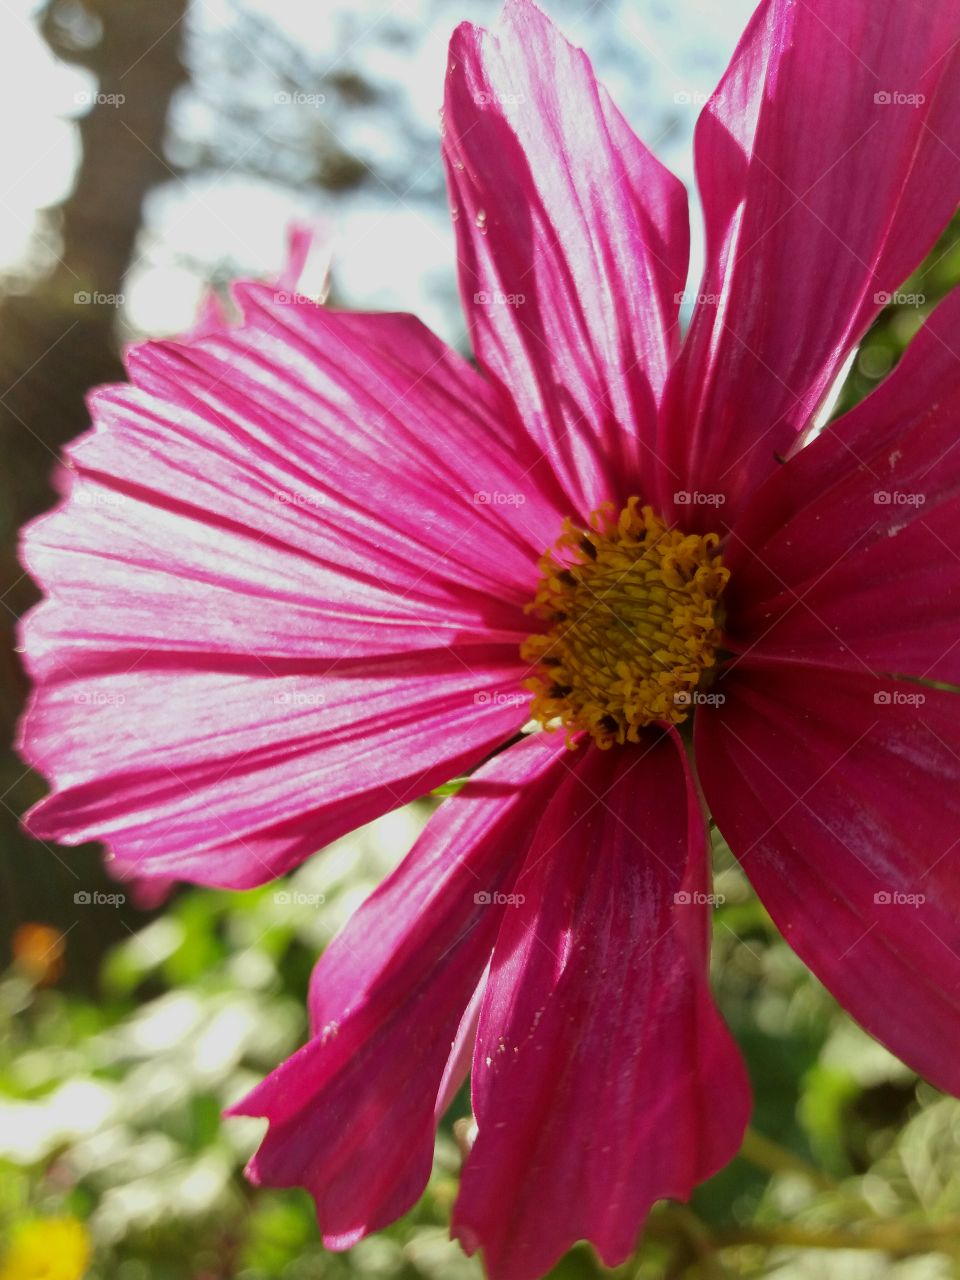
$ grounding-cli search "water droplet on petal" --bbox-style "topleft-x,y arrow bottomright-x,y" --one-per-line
475,208 -> 488,234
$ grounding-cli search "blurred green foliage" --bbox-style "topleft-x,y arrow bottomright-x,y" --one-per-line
5,809 -> 960,1278
834,219 -> 960,417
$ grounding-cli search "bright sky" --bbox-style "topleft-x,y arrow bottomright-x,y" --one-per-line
0,0 -> 756,341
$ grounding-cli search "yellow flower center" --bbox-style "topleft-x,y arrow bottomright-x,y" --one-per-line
521,499 -> 729,749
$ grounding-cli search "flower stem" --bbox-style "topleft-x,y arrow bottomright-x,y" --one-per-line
739,1126 -> 836,1192
711,1219 -> 960,1255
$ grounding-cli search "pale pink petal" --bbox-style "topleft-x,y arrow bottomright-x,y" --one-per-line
661,0 -> 960,526
276,220 -> 331,298
453,731 -> 750,1280
721,285 -> 960,684
126,291 -> 565,607
230,733 -> 570,1246
21,653 -> 533,888
186,289 -> 230,340
443,0 -> 689,518
185,220 -> 329,340
19,299 -> 557,886
698,664 -> 960,1094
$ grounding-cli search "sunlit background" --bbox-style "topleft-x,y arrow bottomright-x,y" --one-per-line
0,0 -> 760,338
3,1 -> 960,1277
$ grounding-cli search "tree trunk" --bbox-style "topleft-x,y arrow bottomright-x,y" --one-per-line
0,0 -> 189,985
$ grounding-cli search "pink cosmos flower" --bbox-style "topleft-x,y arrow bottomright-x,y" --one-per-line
17,0 -> 960,1275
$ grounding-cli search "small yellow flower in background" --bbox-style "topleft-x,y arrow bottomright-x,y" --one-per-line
10,924 -> 66,987
0,1218 -> 91,1280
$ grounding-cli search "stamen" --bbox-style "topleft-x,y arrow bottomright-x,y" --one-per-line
521,499 -> 729,749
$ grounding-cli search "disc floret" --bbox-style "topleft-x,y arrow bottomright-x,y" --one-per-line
521,499 -> 729,748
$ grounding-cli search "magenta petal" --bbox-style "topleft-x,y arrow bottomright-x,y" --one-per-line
20,651 -> 532,888
698,664 -> 960,1094
661,0 -> 960,525
443,0 -> 689,518
230,733 -> 570,1247
723,285 -> 960,683
452,732 -> 750,1280
125,292 -> 564,607
18,298 -> 558,887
